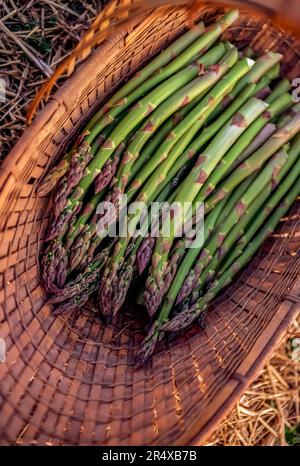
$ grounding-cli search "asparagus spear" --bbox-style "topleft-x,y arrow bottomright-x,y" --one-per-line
128,94 -> 202,184
276,103 -> 300,128
94,138 -> 129,194
255,85 -> 271,100
147,97 -> 269,308
192,146 -> 294,298
108,47 -> 240,202
37,156 -> 72,198
149,149 -> 287,317
48,248 -> 109,304
41,239 -> 67,294
46,49 -> 241,242
100,239 -> 142,317
126,54 -> 254,207
52,137 -> 93,219
136,165 -> 201,275
218,133 -> 300,275
87,40 -> 229,142
265,79 -> 291,103
98,58 -> 256,315
234,123 -> 276,161
160,177 -> 300,335
205,54 -> 282,124
205,113 -> 300,212
36,117 -> 120,197
128,42 -> 228,182
140,164 -> 300,362
133,70 -> 279,207
201,93 -> 293,193
209,174 -> 256,227
86,11 -> 239,136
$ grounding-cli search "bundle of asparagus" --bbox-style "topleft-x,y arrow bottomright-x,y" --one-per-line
39,9 -> 300,364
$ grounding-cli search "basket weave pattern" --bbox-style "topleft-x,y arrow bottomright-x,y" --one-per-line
0,5 -> 300,445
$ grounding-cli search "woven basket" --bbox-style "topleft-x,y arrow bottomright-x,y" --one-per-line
0,2 -> 300,446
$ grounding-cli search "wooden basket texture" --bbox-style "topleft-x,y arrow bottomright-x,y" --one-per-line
0,3 -> 300,446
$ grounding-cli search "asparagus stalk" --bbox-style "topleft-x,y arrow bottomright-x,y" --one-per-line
153,149 -> 286,317
48,248 -> 109,304
128,93 -> 203,184
234,123 -> 276,161
265,79 -> 291,103
41,239 -> 67,294
209,174 -> 256,227
160,177 -> 300,335
98,57 -> 254,315
148,97 -> 269,306
128,42 -> 228,182
94,138 -> 128,194
37,156 -> 72,198
65,190 -> 105,248
136,165 -> 199,275
135,72 -> 276,207
109,47 -> 240,202
52,137 -> 93,219
255,85 -> 271,100
218,133 -> 300,274
126,53 -> 252,203
205,55 -> 282,124
87,40 -> 229,143
68,223 -> 97,272
46,50 -> 240,242
100,239 -> 142,317
276,103 -> 300,128
200,93 -> 293,193
36,117 -> 120,197
194,146 -> 294,296
205,113 -> 300,212
86,11 -> 239,135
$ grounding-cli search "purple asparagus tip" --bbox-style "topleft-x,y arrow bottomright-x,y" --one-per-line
95,153 -> 119,193
136,236 -> 155,275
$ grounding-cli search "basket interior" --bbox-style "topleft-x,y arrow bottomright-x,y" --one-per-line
0,4 -> 300,446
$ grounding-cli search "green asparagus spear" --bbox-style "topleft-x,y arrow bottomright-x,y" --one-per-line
205,113 -> 300,212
